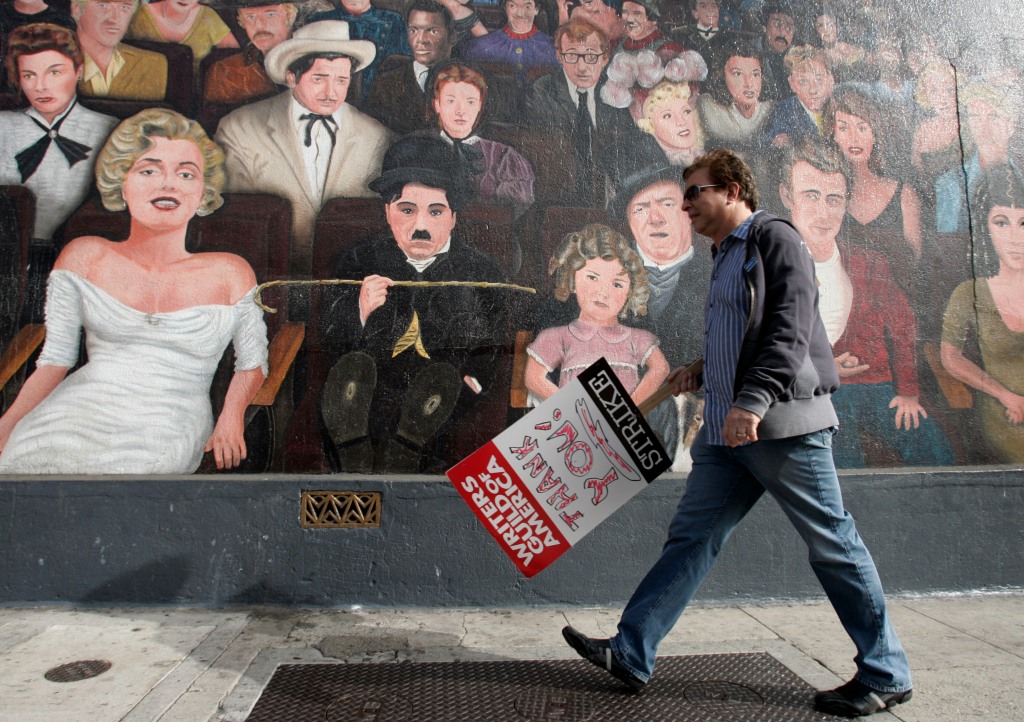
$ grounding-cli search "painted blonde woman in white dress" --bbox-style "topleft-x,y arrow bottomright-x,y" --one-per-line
0,108 -> 268,474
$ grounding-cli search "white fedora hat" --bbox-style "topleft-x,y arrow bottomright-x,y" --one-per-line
264,20 -> 377,84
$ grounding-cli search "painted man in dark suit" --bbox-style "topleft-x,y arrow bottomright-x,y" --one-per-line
676,0 -> 735,67
320,136 -> 510,473
522,18 -> 635,205
363,0 -> 454,135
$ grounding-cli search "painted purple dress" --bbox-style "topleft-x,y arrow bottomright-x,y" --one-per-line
461,26 -> 558,81
527,319 -> 659,393
440,132 -> 535,213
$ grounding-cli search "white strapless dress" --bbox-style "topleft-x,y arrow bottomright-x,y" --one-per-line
0,270 -> 269,474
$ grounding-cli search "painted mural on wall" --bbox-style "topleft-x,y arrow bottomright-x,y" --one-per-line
0,0 -> 1021,474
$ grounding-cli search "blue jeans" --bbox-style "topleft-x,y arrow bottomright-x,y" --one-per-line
609,426 -> 912,693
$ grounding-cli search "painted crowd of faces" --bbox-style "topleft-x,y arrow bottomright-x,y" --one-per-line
1,0 -> 1023,472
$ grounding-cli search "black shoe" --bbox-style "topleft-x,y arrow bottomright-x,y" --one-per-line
561,625 -> 646,693
321,352 -> 376,473
814,679 -> 913,717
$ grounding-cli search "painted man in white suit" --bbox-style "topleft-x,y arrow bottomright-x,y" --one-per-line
216,20 -> 392,277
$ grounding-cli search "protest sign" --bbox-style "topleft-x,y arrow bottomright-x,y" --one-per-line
446,358 -> 672,577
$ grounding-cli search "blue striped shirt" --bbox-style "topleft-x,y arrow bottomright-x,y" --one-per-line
703,211 -> 761,445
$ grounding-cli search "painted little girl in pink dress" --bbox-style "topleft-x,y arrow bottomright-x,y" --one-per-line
526,223 -> 669,407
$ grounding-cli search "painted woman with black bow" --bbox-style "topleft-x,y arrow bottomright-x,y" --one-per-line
0,23 -> 116,321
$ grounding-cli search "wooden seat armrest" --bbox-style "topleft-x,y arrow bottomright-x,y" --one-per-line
251,322 -> 305,407
923,341 -> 973,410
510,329 -> 534,409
0,324 -> 46,391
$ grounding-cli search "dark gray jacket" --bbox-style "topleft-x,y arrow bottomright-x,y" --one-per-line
732,213 -> 840,439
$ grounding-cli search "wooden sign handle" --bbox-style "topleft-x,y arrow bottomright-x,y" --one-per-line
637,359 -> 704,416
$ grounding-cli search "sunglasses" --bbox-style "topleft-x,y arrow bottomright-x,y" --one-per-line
682,183 -> 725,202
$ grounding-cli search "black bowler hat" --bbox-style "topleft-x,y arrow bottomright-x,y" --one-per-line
600,134 -> 683,222
369,135 -> 478,211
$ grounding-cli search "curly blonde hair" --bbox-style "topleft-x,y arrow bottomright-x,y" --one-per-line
550,223 -> 649,318
96,108 -> 225,216
636,80 -> 705,147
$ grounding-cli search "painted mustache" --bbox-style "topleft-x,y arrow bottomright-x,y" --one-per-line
412,230 -> 432,241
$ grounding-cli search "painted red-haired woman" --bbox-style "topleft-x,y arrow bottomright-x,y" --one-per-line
427,61 -> 535,215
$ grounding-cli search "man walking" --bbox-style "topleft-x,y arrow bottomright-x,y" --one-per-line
562,148 -> 913,718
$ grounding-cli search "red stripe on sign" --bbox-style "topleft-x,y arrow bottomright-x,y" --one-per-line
448,442 -> 571,577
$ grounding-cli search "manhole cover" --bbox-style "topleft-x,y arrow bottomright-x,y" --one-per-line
514,687 -> 594,721
684,680 -> 765,706
44,660 -> 112,683
326,691 -> 413,721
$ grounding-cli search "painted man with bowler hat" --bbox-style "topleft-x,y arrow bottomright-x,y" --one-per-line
320,135 -> 510,473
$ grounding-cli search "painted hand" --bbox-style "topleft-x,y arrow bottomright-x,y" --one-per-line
205,418 -> 247,470
1000,392 -> 1024,424
834,352 -> 870,378
890,395 -> 926,430
358,274 -> 394,325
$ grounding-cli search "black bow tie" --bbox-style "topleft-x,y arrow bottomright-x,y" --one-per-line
15,101 -> 92,183
300,113 -> 338,148
699,28 -> 718,39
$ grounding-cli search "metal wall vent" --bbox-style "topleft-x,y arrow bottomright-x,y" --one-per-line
301,491 -> 382,528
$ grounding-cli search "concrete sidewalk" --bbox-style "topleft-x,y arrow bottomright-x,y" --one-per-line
0,593 -> 1021,721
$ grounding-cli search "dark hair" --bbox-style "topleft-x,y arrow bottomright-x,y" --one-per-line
707,38 -> 763,106
780,140 -> 850,194
761,0 -> 794,27
404,0 -> 455,40
286,52 -> 357,81
5,23 -> 83,84
972,166 -> 1024,276
683,147 -> 759,211
500,0 -> 543,11
822,83 -> 887,175
687,0 -> 716,14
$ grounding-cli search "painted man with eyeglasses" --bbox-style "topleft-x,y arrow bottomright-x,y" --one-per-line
523,19 -> 634,203
562,147 -> 914,719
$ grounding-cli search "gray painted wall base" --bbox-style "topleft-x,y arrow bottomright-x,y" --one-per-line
1,468 -> 1022,606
